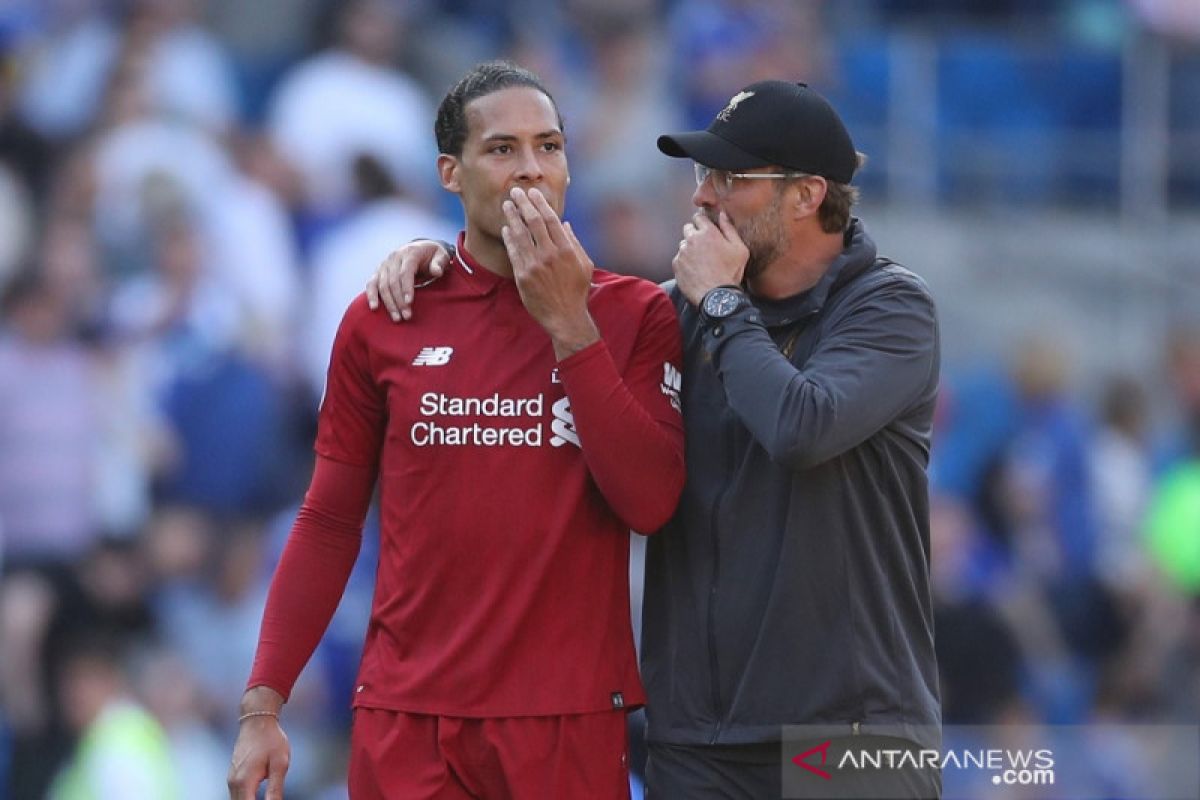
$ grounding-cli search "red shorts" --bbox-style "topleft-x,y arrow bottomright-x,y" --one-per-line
348,707 -> 630,799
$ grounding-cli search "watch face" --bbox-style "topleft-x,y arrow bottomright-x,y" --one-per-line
704,288 -> 743,319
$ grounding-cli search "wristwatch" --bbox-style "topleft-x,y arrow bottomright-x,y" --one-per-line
699,285 -> 750,330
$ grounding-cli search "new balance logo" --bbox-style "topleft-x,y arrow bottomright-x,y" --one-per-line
661,363 -> 682,412
550,396 -> 580,448
412,346 -> 454,366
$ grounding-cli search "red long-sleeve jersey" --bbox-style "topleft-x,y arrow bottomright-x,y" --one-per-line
248,237 -> 685,717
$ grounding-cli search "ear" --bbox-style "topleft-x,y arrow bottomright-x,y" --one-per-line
792,176 -> 827,220
437,154 -> 461,194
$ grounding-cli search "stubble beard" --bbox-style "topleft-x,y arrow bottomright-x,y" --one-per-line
705,197 -> 786,283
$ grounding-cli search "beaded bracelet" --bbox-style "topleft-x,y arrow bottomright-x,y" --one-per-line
238,710 -> 279,723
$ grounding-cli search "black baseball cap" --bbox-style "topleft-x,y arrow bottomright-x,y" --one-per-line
657,81 -> 858,184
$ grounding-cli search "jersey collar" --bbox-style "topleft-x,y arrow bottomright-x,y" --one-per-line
454,232 -> 512,297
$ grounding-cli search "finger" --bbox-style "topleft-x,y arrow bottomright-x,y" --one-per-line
366,274 -> 380,309
265,755 -> 288,800
430,250 -> 448,277
504,224 -> 528,277
562,222 -> 592,270
526,188 -> 569,249
502,202 -> 535,269
716,210 -> 742,243
389,253 -> 421,322
226,769 -> 256,800
379,262 -> 401,322
509,188 -> 553,250
239,777 -> 259,800
399,257 -> 416,321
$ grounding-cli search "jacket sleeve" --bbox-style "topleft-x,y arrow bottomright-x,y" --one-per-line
557,289 -> 685,533
705,276 -> 938,471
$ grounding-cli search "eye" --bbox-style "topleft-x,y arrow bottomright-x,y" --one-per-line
490,144 -> 512,155
541,141 -> 562,152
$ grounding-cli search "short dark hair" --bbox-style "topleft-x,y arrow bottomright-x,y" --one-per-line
817,152 -> 867,233
435,60 -> 563,157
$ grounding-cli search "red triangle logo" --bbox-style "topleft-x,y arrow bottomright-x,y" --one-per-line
792,740 -> 833,780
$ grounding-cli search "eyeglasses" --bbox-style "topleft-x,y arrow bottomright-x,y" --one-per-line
694,163 -> 807,196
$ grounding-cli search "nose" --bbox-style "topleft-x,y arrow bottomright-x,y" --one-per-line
513,145 -> 544,185
692,176 -> 717,209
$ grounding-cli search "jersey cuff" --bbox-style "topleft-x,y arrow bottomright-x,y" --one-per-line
556,338 -> 609,373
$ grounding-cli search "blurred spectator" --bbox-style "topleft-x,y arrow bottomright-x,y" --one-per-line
305,153 -> 456,396
38,213 -> 168,535
13,0 -> 120,141
1089,376 -> 1154,595
107,214 -> 241,393
929,494 -> 1025,724
47,635 -> 181,799
206,0 -> 324,122
997,336 -> 1097,580
667,0 -> 831,128
985,337 -> 1129,720
1146,461 -> 1200,595
205,132 -> 303,368
0,269 -> 102,567
88,58 -> 300,364
120,0 -> 241,133
265,0 -> 437,222
147,507 -> 336,794
2,537 -> 157,798
136,647 -> 230,800
89,66 -> 236,277
1128,0 -> 1200,40
558,13 -> 686,273
584,190 -> 679,282
1156,325 -> 1200,469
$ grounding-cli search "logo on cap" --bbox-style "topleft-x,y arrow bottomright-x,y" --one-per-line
717,90 -> 755,122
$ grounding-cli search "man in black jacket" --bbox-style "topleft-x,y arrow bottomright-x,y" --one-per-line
645,80 -> 941,798
366,80 -> 942,799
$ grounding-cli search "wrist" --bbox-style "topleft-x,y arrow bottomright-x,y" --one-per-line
239,685 -> 284,717
547,311 -> 601,361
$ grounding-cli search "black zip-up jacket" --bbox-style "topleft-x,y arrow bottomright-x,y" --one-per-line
642,218 -> 941,748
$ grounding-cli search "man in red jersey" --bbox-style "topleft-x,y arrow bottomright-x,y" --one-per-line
226,61 -> 685,800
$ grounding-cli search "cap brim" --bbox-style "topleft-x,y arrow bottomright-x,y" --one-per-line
656,131 -> 772,170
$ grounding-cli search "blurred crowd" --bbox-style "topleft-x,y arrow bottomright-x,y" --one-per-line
0,0 -> 1198,797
